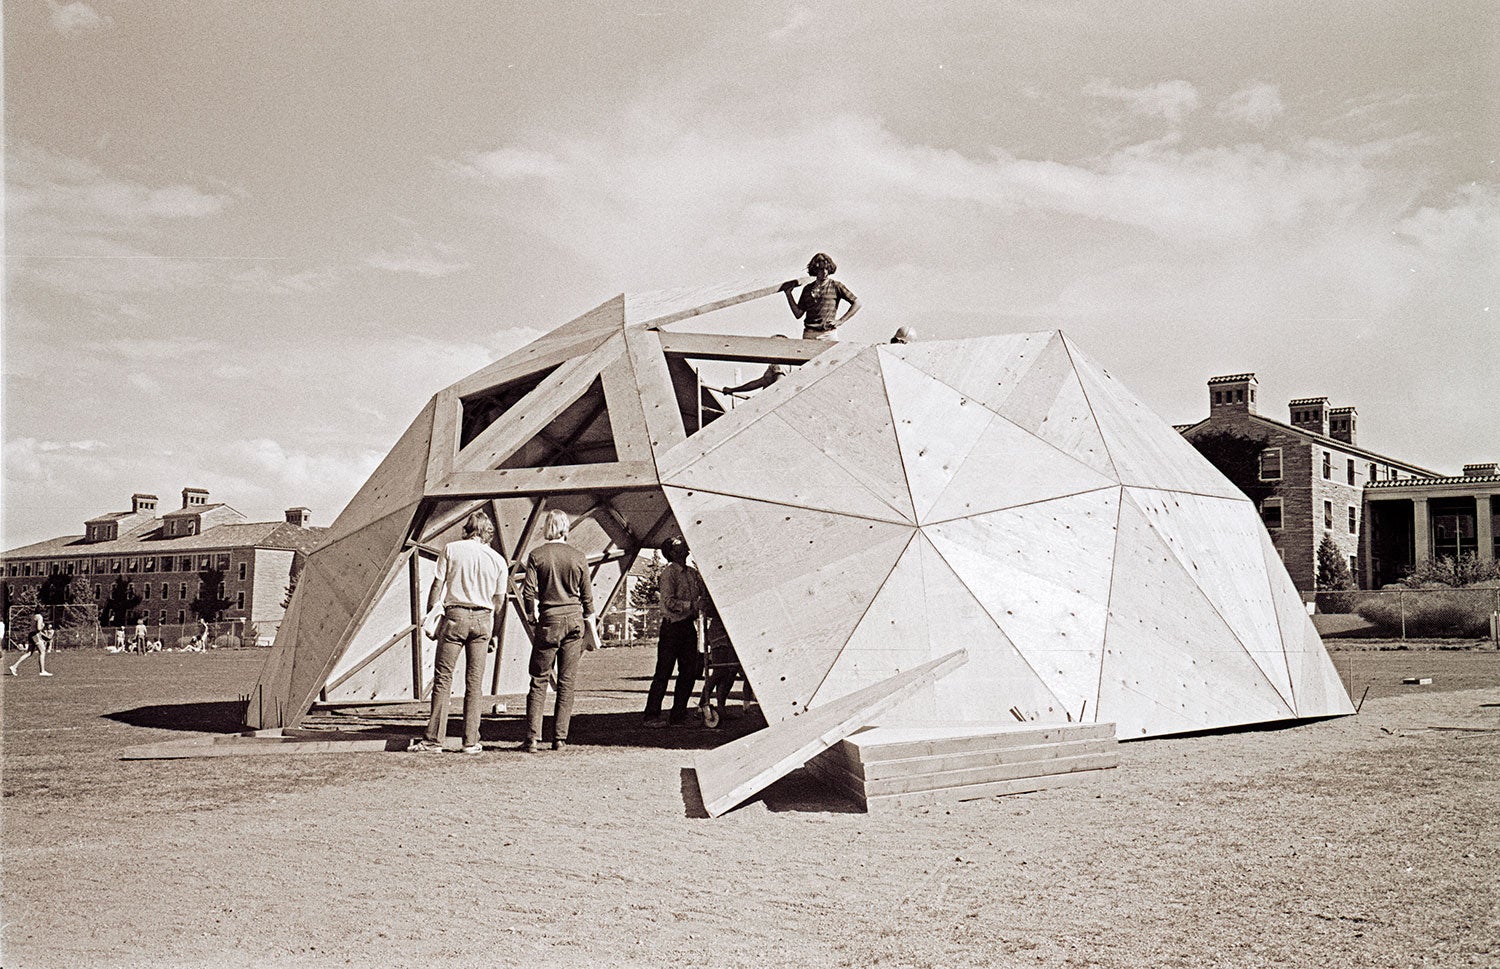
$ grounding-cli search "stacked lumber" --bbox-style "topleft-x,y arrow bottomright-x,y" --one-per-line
808,721 -> 1118,812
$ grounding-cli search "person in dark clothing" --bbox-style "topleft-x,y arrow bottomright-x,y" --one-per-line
520,509 -> 596,752
643,537 -> 704,727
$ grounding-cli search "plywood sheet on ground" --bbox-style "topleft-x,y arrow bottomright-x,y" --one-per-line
692,649 -> 967,817
666,488 -> 915,722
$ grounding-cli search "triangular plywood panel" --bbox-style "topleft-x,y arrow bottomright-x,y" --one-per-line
322,554 -> 418,701
663,407 -> 910,523
1258,530 -> 1355,718
881,355 -> 995,523
1098,500 -> 1294,738
666,487 -> 915,722
883,332 -> 1051,411
1128,488 -> 1295,709
925,409 -> 1118,523
925,488 -> 1119,719
772,350 -> 917,523
1064,337 -> 1243,500
325,398 -> 437,545
446,296 -> 624,400
987,336 -> 1117,480
303,503 -> 421,614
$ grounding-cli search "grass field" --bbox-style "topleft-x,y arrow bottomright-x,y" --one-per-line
3,643 -> 1497,968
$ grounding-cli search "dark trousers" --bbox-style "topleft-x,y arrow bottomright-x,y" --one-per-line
526,616 -> 584,742
644,617 -> 701,723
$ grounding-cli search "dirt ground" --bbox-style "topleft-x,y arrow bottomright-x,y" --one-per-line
3,642 -> 1497,969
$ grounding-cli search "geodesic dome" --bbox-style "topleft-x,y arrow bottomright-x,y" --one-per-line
248,280 -> 1353,738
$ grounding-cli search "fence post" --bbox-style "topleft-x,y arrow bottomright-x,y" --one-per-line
1399,590 -> 1407,641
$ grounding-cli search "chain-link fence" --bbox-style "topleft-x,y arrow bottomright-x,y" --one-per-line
1314,587 -> 1500,641
3,610 -> 280,651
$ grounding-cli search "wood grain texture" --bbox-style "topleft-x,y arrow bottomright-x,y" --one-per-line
626,277 -> 810,329
429,462 -> 659,498
692,649 -> 967,817
623,327 -> 688,456
657,331 -> 830,363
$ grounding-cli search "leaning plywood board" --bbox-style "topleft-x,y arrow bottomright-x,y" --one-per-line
692,650 -> 967,818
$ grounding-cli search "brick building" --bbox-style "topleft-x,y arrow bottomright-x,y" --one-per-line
1177,374 -> 1441,592
1,488 -> 325,637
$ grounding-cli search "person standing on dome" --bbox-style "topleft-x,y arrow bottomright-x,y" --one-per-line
781,252 -> 859,340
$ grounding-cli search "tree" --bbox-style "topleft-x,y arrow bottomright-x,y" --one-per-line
1316,534 -> 1355,613
101,576 -> 142,627
1185,429 -> 1274,504
628,555 -> 663,640
191,568 -> 234,623
38,572 -> 75,607
282,553 -> 305,609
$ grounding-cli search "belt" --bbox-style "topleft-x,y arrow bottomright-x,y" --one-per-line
445,603 -> 492,611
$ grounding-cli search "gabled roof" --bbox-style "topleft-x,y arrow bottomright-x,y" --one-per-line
1178,412 -> 1442,478
2,521 -> 329,559
161,503 -> 227,517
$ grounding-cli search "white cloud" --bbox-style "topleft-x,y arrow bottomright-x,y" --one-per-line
1217,83 -> 1286,128
47,0 -> 111,35
768,6 -> 815,41
453,147 -> 564,181
1084,78 -> 1201,123
230,265 -> 345,294
364,239 -> 470,277
125,373 -> 162,395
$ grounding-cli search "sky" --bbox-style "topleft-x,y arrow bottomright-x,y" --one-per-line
4,0 -> 1497,549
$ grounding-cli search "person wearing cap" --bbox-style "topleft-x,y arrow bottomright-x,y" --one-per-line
781,252 -> 859,340
890,326 -> 915,344
643,537 -> 704,727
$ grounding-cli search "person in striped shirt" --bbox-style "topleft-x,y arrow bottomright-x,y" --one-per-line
781,252 -> 860,340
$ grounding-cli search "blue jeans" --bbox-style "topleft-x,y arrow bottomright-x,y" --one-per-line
526,616 -> 584,742
423,605 -> 492,747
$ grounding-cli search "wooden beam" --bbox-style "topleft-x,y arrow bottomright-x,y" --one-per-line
325,623 -> 420,694
453,335 -> 622,474
623,327 -> 687,455
631,276 -> 812,329
424,389 -> 463,491
599,353 -> 655,461
427,462 -> 659,498
658,331 -> 832,364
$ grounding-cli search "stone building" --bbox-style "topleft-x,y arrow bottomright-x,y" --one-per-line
2,488 -> 325,636
1177,374 -> 1440,592
1363,464 -> 1500,587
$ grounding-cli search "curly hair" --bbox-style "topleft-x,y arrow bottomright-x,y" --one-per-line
806,252 -> 837,275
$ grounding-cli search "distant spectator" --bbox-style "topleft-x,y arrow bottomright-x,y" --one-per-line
133,618 -> 148,653
198,618 -> 211,649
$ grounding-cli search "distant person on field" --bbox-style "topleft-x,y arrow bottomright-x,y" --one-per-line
112,628 -> 127,652
198,618 -> 211,649
890,326 -> 915,344
9,613 -> 53,677
520,510 -> 598,753
133,618 -> 148,653
721,335 -> 791,397
643,537 -> 704,727
410,511 -> 506,756
781,252 -> 859,340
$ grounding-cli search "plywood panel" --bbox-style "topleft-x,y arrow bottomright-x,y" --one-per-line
924,409 -> 1117,523
881,354 -> 994,523
1258,530 -> 1354,718
304,503 -> 421,614
882,332 -> 1050,409
926,488 -> 1119,719
665,487 -> 915,722
1099,500 -> 1295,739
771,350 -> 917,523
692,650 -> 967,817
325,397 -> 437,544
323,549 -> 416,692
987,335 -> 1116,480
446,296 -> 624,399
1128,488 -> 1295,709
663,407 -> 911,523
1065,336 -> 1243,500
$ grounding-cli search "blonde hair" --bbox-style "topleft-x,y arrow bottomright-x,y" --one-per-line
543,509 -> 571,541
462,511 -> 496,544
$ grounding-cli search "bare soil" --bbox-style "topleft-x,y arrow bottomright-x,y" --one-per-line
3,643 -> 1497,969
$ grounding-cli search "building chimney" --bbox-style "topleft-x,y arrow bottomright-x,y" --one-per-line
1207,373 -> 1259,415
285,507 -> 311,527
181,487 -> 209,508
1463,462 -> 1499,478
131,493 -> 159,515
1289,397 -> 1329,437
1328,406 -> 1357,446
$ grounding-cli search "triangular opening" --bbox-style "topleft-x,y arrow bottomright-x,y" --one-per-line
459,367 -> 559,449
495,376 -> 619,470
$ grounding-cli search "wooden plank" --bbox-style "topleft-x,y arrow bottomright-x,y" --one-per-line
665,488 -> 916,721
424,389 -> 463,492
692,650 -> 967,818
1098,499 -> 1299,739
922,405 -> 1117,524
1126,487 -> 1295,709
880,353 -> 996,523
324,397 -> 437,545
454,335 -> 624,474
862,764 -> 1111,813
854,738 -> 1118,784
842,721 -> 1117,763
626,276 -> 810,329
622,327 -> 687,455
925,488 -> 1121,721
658,331 -> 830,363
445,296 -> 624,399
663,406 -> 912,523
121,734 -> 411,760
599,353 -> 655,461
428,462 -> 659,498
862,750 -> 1120,797
1063,335 -> 1243,500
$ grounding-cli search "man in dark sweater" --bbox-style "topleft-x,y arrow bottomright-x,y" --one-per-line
520,509 -> 596,752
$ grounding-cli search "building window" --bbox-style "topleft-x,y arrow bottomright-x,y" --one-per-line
199,555 -> 211,570
1322,452 -> 1332,479
1213,390 -> 1222,404
216,553 -> 230,571
177,610 -> 185,624
236,591 -> 245,610
1348,555 -> 1358,580
22,563 -> 31,577
50,562 -> 60,575
112,559 -> 121,573
1324,500 -> 1333,530
159,609 -> 168,624
1348,506 -> 1358,534
1259,448 -> 1283,481
1369,463 -> 1378,482
160,583 -> 169,599
1250,387 -> 1256,403
93,585 -> 101,599
186,521 -> 197,535
144,556 -> 156,572
1261,498 -> 1284,530
7,565 -> 16,577
180,557 -> 193,573
127,558 -> 138,572
180,583 -> 188,599
143,584 -> 151,600
1346,458 -> 1355,485
238,562 -> 248,581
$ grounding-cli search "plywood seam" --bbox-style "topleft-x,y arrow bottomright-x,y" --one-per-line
803,529 -> 921,709
1258,531 -> 1302,715
920,484 -> 1120,527
1092,487 -> 1126,720
876,353 -> 923,524
1058,332 -> 1124,482
767,411 -> 919,524
659,484 -> 913,528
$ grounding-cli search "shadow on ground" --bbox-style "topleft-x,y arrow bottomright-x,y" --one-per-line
105,700 -> 246,734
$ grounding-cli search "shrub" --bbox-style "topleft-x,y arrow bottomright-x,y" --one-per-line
1355,588 -> 1495,638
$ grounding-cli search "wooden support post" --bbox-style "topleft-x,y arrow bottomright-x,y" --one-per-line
409,549 -> 425,699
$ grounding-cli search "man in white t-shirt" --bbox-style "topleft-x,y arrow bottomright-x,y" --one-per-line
410,511 -> 506,754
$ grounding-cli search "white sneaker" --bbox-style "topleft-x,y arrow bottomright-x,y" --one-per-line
38,671 -> 54,677
7,667 -> 17,676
